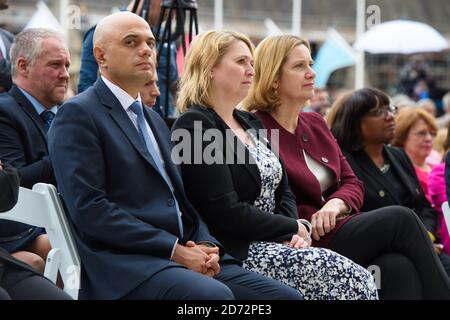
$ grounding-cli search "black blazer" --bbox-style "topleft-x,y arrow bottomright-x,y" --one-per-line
0,85 -> 55,188
0,165 -> 38,274
0,166 -> 19,214
343,146 -> 438,235
171,105 -> 299,261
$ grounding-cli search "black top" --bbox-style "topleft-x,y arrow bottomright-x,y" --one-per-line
0,165 -> 40,273
343,145 -> 438,236
382,163 -> 410,204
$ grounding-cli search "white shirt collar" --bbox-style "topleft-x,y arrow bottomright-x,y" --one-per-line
18,87 -> 58,115
101,76 -> 142,111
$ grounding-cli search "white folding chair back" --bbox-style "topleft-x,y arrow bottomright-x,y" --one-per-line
0,183 -> 81,299
441,201 -> 450,237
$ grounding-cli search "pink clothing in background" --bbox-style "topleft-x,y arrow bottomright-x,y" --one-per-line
428,163 -> 450,256
426,149 -> 442,168
415,166 -> 432,203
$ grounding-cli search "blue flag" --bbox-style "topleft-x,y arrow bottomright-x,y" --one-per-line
313,28 -> 355,89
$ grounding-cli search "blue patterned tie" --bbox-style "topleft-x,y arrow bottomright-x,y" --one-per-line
129,101 -> 183,237
40,110 -> 55,132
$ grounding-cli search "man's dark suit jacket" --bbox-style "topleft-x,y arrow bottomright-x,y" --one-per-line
0,85 -> 55,246
343,146 -> 438,236
171,106 -> 298,261
48,79 -> 222,300
0,29 -> 13,91
0,85 -> 55,188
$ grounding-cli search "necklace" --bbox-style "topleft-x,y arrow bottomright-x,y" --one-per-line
379,162 -> 390,174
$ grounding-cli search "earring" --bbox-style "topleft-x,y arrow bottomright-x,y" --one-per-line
210,74 -> 213,80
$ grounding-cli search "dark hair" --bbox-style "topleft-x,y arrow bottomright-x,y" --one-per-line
330,88 -> 390,151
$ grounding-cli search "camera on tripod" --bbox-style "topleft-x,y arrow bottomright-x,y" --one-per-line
156,0 -> 198,51
132,0 -> 199,122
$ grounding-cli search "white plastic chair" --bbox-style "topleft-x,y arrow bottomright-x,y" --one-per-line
441,201 -> 450,237
0,183 -> 81,299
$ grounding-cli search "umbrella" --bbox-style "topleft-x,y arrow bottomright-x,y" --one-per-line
353,20 -> 449,54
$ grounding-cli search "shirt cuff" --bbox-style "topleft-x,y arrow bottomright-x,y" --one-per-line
197,241 -> 218,248
170,238 -> 179,260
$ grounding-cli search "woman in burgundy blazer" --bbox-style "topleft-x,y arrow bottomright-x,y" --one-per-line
244,34 -> 450,299
254,111 -> 360,248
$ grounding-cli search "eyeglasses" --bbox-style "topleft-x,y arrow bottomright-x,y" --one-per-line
411,130 -> 437,139
367,105 -> 398,118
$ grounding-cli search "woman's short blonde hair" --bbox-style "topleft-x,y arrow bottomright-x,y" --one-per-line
243,35 -> 310,112
434,128 -> 448,159
392,106 -> 438,147
177,30 -> 254,113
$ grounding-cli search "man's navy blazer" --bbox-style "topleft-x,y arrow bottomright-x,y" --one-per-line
0,85 -> 55,188
48,78 -> 222,299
